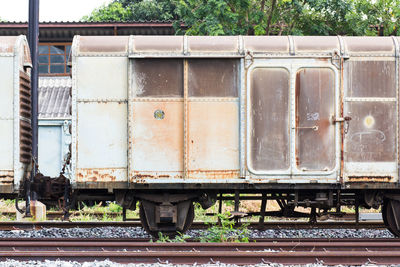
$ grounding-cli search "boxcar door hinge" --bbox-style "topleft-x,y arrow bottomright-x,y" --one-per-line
331,50 -> 341,69
244,50 -> 254,69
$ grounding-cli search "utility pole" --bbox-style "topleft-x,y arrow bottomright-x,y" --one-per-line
27,0 -> 39,214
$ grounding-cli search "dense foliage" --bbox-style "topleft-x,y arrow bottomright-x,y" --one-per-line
82,0 -> 400,36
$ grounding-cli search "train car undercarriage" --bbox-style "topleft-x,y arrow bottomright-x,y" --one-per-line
21,175 -> 400,237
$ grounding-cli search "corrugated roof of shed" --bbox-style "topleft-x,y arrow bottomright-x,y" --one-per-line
39,77 -> 71,119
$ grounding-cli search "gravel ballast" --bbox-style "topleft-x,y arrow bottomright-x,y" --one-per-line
0,226 -> 393,239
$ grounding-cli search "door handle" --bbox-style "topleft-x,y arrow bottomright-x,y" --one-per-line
333,116 -> 352,122
332,116 -> 352,133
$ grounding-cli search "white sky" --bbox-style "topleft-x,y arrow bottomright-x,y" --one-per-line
0,0 -> 113,22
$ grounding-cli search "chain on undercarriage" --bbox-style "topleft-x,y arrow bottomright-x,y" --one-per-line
17,152 -> 72,220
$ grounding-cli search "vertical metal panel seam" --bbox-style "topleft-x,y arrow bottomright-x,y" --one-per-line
71,35 -> 80,184
183,35 -> 189,177
337,35 -> 345,182
239,58 -> 245,178
183,35 -> 188,55
288,36 -> 295,56
238,36 -> 246,178
290,63 -> 295,177
238,35 -> 244,55
183,59 -> 188,179
392,36 -> 399,181
127,35 -> 134,185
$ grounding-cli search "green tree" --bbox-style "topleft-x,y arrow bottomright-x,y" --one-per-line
82,0 -> 178,22
346,0 -> 400,36
82,0 -> 400,36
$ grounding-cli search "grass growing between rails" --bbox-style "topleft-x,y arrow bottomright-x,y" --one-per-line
198,212 -> 250,243
154,212 -> 251,243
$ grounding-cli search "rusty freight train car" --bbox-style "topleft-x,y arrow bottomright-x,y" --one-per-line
2,35 -> 400,237
64,35 -> 400,236
0,36 -> 32,195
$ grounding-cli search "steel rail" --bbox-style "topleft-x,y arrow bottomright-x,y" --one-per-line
0,238 -> 399,265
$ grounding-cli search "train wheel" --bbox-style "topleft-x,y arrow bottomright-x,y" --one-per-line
139,201 -> 194,238
383,199 -> 400,237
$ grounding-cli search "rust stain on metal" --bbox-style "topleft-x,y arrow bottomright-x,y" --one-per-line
131,171 -> 183,183
348,176 -> 393,183
187,170 -> 240,179
339,57 -> 344,184
76,169 -> 118,182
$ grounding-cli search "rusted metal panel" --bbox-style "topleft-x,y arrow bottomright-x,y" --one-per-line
293,36 -> 339,53
348,60 -> 396,98
74,55 -> 128,183
248,67 -> 290,172
76,102 -> 128,182
347,176 -> 393,183
344,56 -> 397,182
187,59 -> 238,97
0,35 -> 32,191
0,36 -> 17,54
132,59 -> 183,97
130,101 -> 184,181
345,102 -> 396,162
131,36 -> 183,53
344,37 -> 394,54
243,36 -> 289,53
187,101 -> 239,179
76,168 -> 126,182
295,68 -> 335,171
188,36 -> 238,52
78,36 -> 129,53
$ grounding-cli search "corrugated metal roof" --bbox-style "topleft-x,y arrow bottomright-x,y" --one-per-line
39,77 -> 71,119
0,20 -> 173,24
0,21 -> 177,41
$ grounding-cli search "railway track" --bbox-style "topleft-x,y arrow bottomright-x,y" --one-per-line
0,238 -> 398,265
0,220 -> 385,231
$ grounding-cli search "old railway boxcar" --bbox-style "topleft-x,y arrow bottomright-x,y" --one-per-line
0,36 -> 32,195
68,35 -> 400,235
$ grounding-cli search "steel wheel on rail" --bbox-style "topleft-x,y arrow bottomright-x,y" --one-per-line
383,199 -> 400,237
